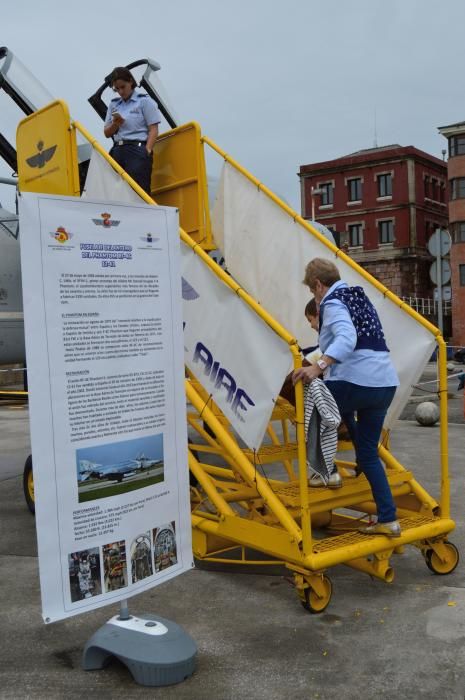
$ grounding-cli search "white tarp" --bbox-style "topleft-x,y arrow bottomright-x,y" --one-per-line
211,163 -> 436,426
83,145 -> 294,449
181,243 -> 292,450
19,193 -> 192,622
82,149 -> 144,205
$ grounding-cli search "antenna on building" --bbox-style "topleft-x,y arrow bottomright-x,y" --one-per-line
373,107 -> 378,148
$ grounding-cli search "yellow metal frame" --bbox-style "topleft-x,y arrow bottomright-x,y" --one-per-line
62,116 -> 456,610
0,390 -> 28,398
17,100 -> 80,196
151,122 -> 213,249
201,133 -> 451,519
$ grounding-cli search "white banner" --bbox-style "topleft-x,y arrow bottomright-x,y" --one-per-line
83,147 -> 293,448
19,194 -> 192,622
212,163 -> 436,426
181,243 -> 292,450
82,149 -> 144,205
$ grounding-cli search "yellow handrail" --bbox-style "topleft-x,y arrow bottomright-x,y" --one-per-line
437,338 -> 450,518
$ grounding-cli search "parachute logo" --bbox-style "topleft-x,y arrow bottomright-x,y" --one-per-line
26,140 -> 57,169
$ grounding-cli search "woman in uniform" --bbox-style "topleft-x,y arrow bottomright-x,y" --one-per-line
104,66 -> 161,195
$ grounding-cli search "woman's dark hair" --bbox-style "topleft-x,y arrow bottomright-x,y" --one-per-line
304,298 -> 318,318
109,66 -> 137,89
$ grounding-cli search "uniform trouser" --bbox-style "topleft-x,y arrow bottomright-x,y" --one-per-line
110,143 -> 153,195
325,380 -> 397,523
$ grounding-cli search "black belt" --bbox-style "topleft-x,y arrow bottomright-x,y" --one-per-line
114,140 -> 147,146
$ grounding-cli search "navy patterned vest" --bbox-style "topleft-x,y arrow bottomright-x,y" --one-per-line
320,286 -> 389,352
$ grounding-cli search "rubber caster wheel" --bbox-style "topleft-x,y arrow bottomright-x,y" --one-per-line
23,454 -> 35,515
425,542 -> 459,575
301,575 -> 332,614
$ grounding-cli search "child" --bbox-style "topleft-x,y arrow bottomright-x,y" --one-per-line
279,299 -> 321,404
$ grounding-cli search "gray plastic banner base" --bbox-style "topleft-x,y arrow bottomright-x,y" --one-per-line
82,613 -> 197,686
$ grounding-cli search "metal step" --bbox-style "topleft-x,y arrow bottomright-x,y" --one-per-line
312,514 -> 447,554
242,443 -> 298,464
274,471 -> 412,508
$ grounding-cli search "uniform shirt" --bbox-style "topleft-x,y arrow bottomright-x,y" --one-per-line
319,280 -> 399,388
105,91 -> 161,141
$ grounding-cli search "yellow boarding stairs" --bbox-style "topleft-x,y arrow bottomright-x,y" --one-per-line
17,102 -> 458,614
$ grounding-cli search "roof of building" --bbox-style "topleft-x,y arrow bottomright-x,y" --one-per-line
438,121 -> 465,138
438,120 -> 465,131
345,144 -> 402,157
299,144 -> 446,175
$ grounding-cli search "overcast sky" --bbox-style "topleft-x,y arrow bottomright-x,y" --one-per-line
1,0 -> 465,212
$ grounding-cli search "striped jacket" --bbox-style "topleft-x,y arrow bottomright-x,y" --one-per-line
304,379 -> 341,483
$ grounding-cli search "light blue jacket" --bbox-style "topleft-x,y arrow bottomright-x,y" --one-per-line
319,281 -> 399,387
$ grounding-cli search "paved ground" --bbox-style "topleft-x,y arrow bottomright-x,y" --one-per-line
1,371 -> 465,699
398,361 -> 464,424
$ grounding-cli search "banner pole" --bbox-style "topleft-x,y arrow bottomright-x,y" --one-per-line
436,233 -> 443,336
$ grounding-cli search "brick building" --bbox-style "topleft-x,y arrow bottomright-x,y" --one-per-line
438,122 -> 465,347
299,145 -> 448,300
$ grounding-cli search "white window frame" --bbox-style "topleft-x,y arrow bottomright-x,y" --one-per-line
345,176 -> 364,205
377,217 -> 395,245
317,180 -> 335,209
375,170 -> 394,200
347,221 -> 365,248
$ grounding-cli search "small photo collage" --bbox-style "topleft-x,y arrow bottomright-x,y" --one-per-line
67,521 -> 178,604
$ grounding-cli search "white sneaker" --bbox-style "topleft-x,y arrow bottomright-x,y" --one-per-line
308,472 -> 343,489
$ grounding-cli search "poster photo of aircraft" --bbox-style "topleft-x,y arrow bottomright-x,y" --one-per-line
76,433 -> 164,503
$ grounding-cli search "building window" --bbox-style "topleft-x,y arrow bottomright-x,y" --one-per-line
424,177 -> 430,198
378,219 -> 394,244
348,178 -> 362,202
431,178 -> 438,201
452,222 -> 465,243
449,135 -> 465,157
450,178 -> 465,200
460,265 -> 465,286
377,173 -> 392,197
439,182 -> 445,203
319,182 -> 333,206
348,223 -> 363,247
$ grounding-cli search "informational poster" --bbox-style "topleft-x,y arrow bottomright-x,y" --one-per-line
19,194 -> 192,622
181,243 -> 292,450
